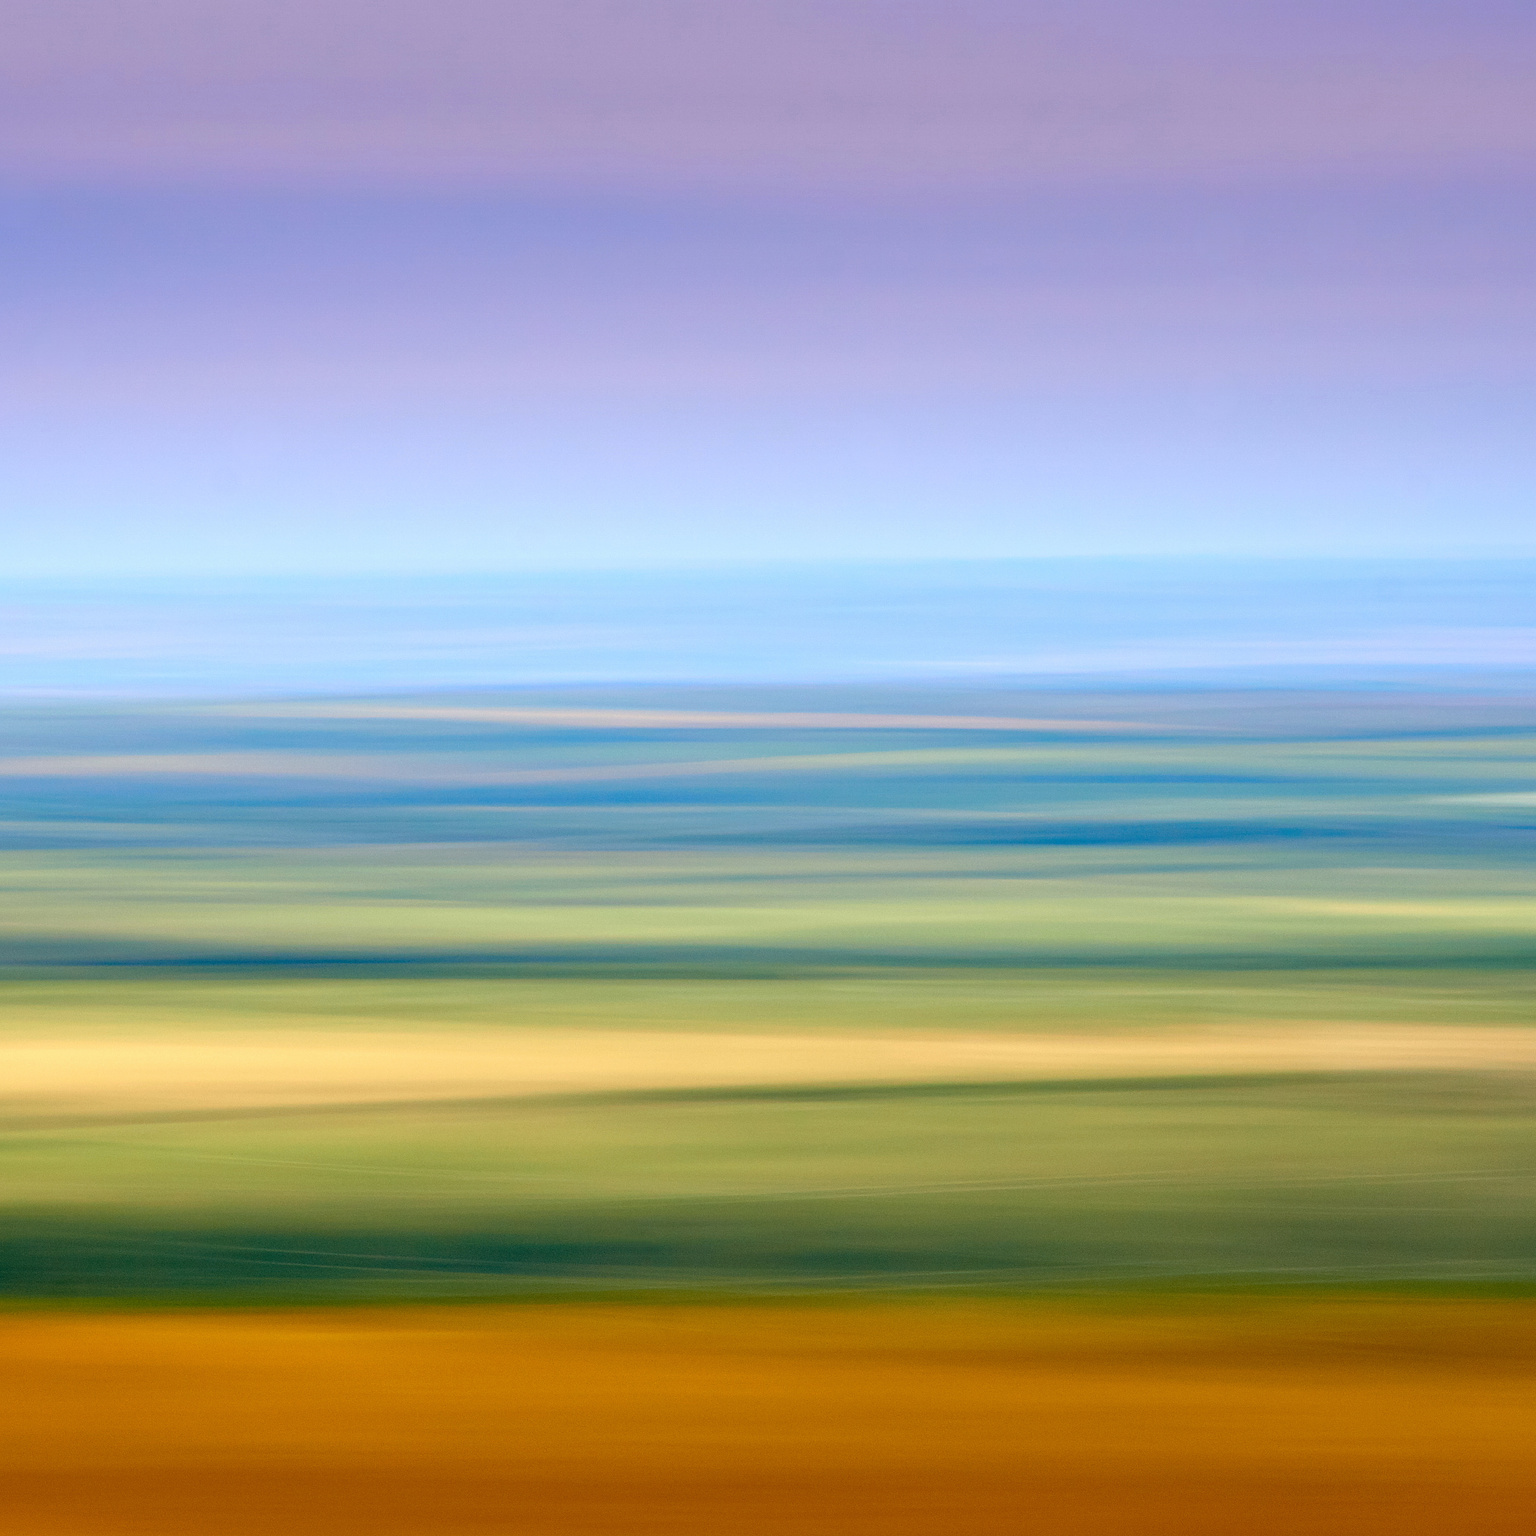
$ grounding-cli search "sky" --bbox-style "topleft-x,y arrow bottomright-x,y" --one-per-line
4,1 -> 1535,576
4,560 -> 1534,696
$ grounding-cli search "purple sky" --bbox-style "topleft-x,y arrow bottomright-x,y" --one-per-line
4,2 -> 1533,573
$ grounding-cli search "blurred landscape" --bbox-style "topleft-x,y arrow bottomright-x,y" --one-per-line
10,3 -> 1536,1525
5,566 -> 1535,1299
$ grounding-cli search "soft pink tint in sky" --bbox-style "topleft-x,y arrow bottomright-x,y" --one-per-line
4,1 -> 1534,192
3,2 -> 1533,573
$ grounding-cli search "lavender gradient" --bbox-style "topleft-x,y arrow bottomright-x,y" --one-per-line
3,2 -> 1533,574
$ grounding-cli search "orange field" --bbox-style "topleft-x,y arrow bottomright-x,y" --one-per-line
4,1296 -> 1535,1535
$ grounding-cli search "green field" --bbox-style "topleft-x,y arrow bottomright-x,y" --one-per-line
3,688 -> 1534,1296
